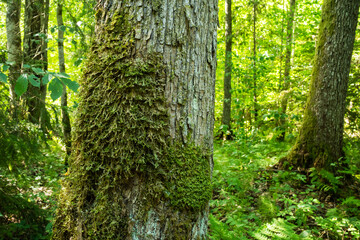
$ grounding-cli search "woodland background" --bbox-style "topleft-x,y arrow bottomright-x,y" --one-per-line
1,0 -> 360,239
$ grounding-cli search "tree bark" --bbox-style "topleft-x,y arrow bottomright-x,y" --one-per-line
221,0 -> 232,138
6,0 -> 22,118
52,0 -> 218,239
280,0 -> 360,171
39,0 -> 51,132
253,1 -> 258,123
57,0 -> 72,168
277,0 -> 296,141
23,0 -> 46,125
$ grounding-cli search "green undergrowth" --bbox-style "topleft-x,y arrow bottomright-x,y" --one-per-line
209,139 -> 360,240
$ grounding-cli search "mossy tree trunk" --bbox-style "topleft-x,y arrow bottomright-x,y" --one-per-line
57,0 -> 72,167
277,0 -> 296,141
23,0 -> 47,125
221,0 -> 233,139
6,0 -> 22,118
52,0 -> 218,239
280,0 -> 360,171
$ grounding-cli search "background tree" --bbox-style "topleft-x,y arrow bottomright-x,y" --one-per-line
23,0 -> 47,125
57,0 -> 71,167
280,0 -> 360,171
52,0 -> 218,239
6,0 -> 21,117
277,0 -> 296,141
221,0 -> 233,139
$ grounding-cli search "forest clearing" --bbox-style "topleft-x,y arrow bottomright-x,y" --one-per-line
1,0 -> 360,239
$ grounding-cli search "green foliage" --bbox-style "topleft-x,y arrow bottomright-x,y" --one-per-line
210,139 -> 360,240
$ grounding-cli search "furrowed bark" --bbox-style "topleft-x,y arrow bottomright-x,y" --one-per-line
52,0 -> 218,239
281,0 -> 360,171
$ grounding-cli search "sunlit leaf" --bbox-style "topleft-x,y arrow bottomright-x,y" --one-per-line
62,77 -> 79,92
28,74 -> 40,87
0,72 -> 7,83
48,77 -> 63,101
15,74 -> 28,96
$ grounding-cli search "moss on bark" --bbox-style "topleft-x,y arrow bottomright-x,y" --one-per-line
52,5 -> 212,240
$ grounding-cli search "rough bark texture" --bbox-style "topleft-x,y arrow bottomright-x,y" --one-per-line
281,0 -> 360,170
277,0 -> 296,141
6,0 -> 22,117
52,0 -> 218,239
23,0 -> 47,124
221,0 -> 232,137
57,1 -> 72,167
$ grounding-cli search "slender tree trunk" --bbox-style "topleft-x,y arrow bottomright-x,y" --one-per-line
279,0 -> 285,91
6,0 -> 22,118
221,0 -> 232,139
253,1 -> 258,123
23,0 -> 46,125
52,0 -> 218,239
280,0 -> 360,171
57,0 -> 72,167
277,0 -> 296,141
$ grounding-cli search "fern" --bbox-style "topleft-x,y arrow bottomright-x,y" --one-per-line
310,168 -> 342,193
254,218 -> 300,240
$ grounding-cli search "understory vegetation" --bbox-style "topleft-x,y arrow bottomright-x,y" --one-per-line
210,137 -> 360,240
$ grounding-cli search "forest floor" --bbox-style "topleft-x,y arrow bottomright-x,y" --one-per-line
2,137 -> 360,239
209,139 -> 360,240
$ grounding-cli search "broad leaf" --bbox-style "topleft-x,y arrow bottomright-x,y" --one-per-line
54,72 -> 70,79
15,74 -> 28,96
2,65 -> 9,71
42,74 -> 53,85
32,67 -> 45,75
28,74 -> 40,87
48,77 -> 63,101
23,64 -> 31,69
0,72 -> 7,83
62,77 -> 79,92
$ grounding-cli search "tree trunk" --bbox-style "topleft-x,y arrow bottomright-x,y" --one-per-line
57,0 -> 72,168
280,0 -> 360,171
253,1 -> 258,123
52,0 -> 218,239
23,0 -> 46,125
277,0 -> 296,141
221,0 -> 232,139
39,0 -> 51,132
6,0 -> 22,118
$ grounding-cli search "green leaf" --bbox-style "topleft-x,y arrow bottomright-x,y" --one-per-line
28,74 -> 40,87
32,67 -> 45,75
54,72 -> 70,79
59,25 -> 66,32
2,65 -> 10,71
48,77 -> 63,101
74,58 -> 83,67
23,64 -> 31,69
0,72 -> 7,83
42,74 -> 53,85
15,74 -> 28,96
6,61 -> 15,66
62,77 -> 79,92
